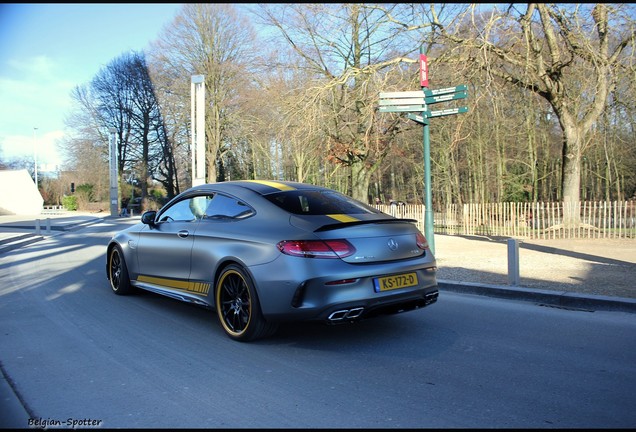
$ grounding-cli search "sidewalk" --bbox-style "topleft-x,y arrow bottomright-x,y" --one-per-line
434,233 -> 636,311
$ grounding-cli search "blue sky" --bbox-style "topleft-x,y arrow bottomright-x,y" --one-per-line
0,3 -> 184,170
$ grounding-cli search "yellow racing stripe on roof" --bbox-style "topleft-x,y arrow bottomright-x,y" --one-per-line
246,180 -> 296,191
327,214 -> 360,223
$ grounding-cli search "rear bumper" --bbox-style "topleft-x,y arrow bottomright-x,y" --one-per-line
324,288 -> 439,324
249,256 -> 438,323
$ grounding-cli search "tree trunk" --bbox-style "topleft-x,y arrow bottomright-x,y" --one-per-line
559,114 -> 583,226
351,162 -> 371,203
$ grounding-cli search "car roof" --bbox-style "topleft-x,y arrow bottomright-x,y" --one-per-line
186,180 -> 328,197
161,180 -> 406,231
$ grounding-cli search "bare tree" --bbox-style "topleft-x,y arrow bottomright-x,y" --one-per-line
146,49 -> 192,198
64,51 -> 169,207
124,52 -> 166,200
259,3 -> 435,201
63,85 -> 112,202
149,4 -> 257,184
55,2 -> 636,210
431,3 -> 636,224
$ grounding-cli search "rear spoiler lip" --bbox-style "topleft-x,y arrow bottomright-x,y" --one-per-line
314,218 -> 418,232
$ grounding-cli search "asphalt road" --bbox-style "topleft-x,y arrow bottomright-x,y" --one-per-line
1,219 -> 635,428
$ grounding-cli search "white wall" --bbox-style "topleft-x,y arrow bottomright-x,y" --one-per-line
0,169 -> 44,215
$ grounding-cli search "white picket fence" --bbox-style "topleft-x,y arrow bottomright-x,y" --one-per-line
375,200 -> 636,239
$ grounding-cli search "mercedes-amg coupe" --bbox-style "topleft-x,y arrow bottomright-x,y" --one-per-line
106,180 -> 438,342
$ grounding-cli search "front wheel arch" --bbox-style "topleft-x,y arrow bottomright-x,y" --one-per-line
108,244 -> 133,295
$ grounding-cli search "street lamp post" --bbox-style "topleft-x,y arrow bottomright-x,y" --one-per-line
33,127 -> 38,189
191,75 -> 206,186
109,128 -> 119,217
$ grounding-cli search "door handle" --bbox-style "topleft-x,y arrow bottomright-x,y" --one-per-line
177,230 -> 189,238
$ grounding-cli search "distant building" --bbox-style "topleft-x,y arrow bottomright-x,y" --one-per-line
0,169 -> 44,215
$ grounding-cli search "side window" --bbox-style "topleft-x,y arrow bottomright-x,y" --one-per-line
203,193 -> 254,220
159,195 -> 213,222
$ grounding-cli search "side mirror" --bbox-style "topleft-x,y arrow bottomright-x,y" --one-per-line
141,211 -> 157,226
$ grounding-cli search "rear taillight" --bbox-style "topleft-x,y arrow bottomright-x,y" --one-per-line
416,232 -> 429,250
277,239 -> 355,259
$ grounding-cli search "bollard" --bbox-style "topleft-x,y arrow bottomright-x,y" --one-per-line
46,218 -> 51,235
507,238 -> 520,286
35,219 -> 41,235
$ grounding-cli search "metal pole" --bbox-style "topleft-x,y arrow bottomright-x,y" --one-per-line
507,238 -> 520,285
33,127 -> 38,189
109,128 -> 119,217
423,122 -> 435,255
421,46 -> 435,255
197,77 -> 206,183
191,75 -> 206,186
191,78 -> 196,185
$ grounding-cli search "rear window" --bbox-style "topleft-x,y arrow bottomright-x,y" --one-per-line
265,190 -> 381,216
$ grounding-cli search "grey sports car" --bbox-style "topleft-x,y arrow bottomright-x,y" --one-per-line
106,180 -> 438,342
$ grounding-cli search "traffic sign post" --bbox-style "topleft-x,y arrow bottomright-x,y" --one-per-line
378,46 -> 469,255
421,66 -> 434,254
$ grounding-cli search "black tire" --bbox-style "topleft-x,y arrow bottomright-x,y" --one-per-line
215,264 -> 277,342
108,245 -> 133,295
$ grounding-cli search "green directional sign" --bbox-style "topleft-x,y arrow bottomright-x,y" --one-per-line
407,113 -> 429,125
422,84 -> 467,97
423,106 -> 469,118
424,91 -> 467,105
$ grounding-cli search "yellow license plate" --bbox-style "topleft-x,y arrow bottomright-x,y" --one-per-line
373,272 -> 419,292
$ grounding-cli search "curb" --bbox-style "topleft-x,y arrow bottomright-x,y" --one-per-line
0,363 -> 31,428
438,280 -> 636,313
1,217 -> 105,232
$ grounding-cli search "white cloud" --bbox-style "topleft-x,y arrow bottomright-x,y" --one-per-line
0,129 -> 65,169
7,55 -> 57,79
0,55 -> 75,166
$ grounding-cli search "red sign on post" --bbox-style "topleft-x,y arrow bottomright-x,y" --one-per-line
419,54 -> 428,88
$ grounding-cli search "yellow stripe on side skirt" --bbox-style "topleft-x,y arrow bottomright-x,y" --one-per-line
137,275 -> 210,295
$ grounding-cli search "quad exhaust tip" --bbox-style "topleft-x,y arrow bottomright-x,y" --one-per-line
328,307 -> 365,322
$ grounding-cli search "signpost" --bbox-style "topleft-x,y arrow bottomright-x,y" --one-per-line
378,47 -> 468,255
